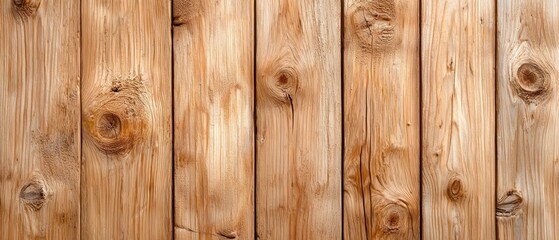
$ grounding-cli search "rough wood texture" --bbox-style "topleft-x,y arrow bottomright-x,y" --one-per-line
0,0 -> 80,238
81,0 -> 172,238
256,0 -> 342,238
173,0 -> 254,239
343,0 -> 420,239
422,0 -> 495,238
497,0 -> 559,238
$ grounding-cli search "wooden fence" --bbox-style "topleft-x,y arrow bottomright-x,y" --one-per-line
1,0 -> 557,239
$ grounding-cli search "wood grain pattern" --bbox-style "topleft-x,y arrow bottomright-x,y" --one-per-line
81,0 -> 172,238
0,0 -> 81,238
256,0 -> 342,239
421,0 -> 495,238
172,0 -> 254,239
343,0 -> 420,239
497,0 -> 559,238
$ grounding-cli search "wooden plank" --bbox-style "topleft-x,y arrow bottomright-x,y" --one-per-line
343,0 -> 420,239
0,0 -> 80,238
496,0 -> 559,238
421,0 -> 495,238
80,0 -> 172,238
256,0 -> 342,238
172,1 -> 254,239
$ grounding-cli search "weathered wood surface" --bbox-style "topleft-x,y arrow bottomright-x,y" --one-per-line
422,0 -> 496,238
343,0 -> 420,239
172,0 -> 255,239
256,0 -> 342,239
81,0 -> 172,238
0,0 -> 81,238
5,0 -> 559,238
497,0 -> 559,239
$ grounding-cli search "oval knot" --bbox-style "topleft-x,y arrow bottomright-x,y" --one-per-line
511,62 -> 551,104
20,180 -> 49,211
263,66 -> 299,104
497,190 -> 523,217
377,202 -> 410,234
447,176 -> 465,201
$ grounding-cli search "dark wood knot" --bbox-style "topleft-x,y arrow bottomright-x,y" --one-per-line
12,0 -> 40,18
96,113 -> 122,139
511,62 -> 551,104
85,109 -> 144,155
20,180 -> 48,211
378,202 -> 410,234
84,77 -> 149,155
447,176 -> 465,201
497,190 -> 523,218
262,66 -> 299,104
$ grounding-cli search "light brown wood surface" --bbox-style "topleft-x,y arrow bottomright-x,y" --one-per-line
5,0 -> 559,238
497,0 -> 559,238
422,0 -> 496,238
0,0 -> 81,238
343,0 -> 420,239
172,0 -> 254,239
80,0 -> 172,238
256,0 -> 342,239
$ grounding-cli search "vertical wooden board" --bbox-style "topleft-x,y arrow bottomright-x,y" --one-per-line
256,0 -> 342,239
81,0 -> 172,238
0,0 -> 80,238
421,0 -> 495,238
172,0 -> 254,239
343,0 -> 420,239
497,0 -> 559,238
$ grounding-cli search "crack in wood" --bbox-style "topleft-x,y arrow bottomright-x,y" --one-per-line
175,226 -> 237,239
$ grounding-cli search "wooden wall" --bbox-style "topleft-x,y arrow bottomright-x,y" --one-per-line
1,0 -> 558,239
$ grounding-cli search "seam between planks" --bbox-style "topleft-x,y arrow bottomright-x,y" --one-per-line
171,0 -> 176,238
340,0 -> 345,238
79,0 -> 83,238
253,0 -> 258,239
419,0 -> 423,239
494,0 -> 498,237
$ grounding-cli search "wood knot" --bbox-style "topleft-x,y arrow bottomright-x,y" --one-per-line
20,180 -> 49,211
497,190 -> 523,218
262,67 -> 299,104
377,203 -> 410,234
216,230 -> 238,239
349,0 -> 397,54
96,113 -> 121,139
447,176 -> 465,201
172,0 -> 203,26
85,109 -> 144,155
511,63 -> 551,104
12,0 -> 40,19
84,77 -> 148,155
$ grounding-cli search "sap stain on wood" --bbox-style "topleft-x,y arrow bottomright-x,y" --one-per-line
83,76 -> 148,155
